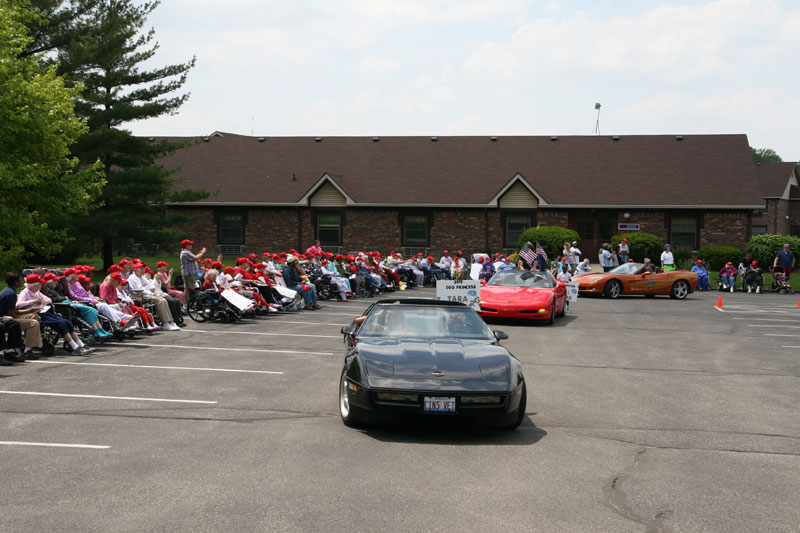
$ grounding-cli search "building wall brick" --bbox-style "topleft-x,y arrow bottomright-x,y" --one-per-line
539,210 -> 569,227
167,207 -> 217,254
342,208 -> 400,253
700,211 -> 750,249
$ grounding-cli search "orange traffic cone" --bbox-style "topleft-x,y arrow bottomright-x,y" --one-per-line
716,296 -> 723,308
796,296 -> 800,308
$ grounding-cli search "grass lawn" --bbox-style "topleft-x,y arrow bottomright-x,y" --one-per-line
707,271 -> 800,291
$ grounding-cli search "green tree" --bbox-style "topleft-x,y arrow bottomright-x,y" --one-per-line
751,147 -> 783,163
55,0 -> 209,268
0,0 -> 104,273
21,0 -> 101,59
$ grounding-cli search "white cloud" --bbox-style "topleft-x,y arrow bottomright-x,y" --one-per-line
359,56 -> 402,76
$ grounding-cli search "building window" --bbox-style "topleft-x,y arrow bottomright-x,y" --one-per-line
317,213 -> 341,246
670,216 -> 697,249
751,225 -> 767,236
403,214 -> 428,247
505,215 -> 531,247
219,213 -> 244,245
576,221 -> 593,241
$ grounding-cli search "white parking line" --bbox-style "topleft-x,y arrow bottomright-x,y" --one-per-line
763,334 -> 800,337
302,311 -> 361,317
122,343 -> 334,355
0,391 -> 217,404
281,320 -> 348,326
27,360 -> 283,375
734,318 -> 800,322
181,329 -> 339,339
0,441 -> 110,450
747,325 -> 800,328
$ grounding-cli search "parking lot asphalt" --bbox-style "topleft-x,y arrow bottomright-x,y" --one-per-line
1,286 -> 799,532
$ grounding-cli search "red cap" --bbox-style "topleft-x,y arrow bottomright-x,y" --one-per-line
752,260 -> 758,265
181,239 -> 194,247
107,265 -> 121,273
255,263 -> 266,269
78,275 -> 91,283
63,268 -> 76,276
417,252 -> 423,256
321,260 -> 329,266
347,254 -> 355,261
119,259 -> 132,266
144,267 -> 154,274
280,252 -> 287,258
478,257 -> 484,263
495,252 -> 501,257
25,274 -> 43,284
696,259 -> 702,264
224,266 -> 234,274
456,250 -> 463,256
236,257 -> 248,264
621,238 -> 628,242
726,261 -> 732,265
443,250 -> 449,254
42,273 -> 62,281
628,259 -> 634,262
248,253 -> 257,259
263,252 -> 270,257
132,263 -> 145,270
156,261 -> 169,268
427,256 -> 434,262
110,272 -> 126,283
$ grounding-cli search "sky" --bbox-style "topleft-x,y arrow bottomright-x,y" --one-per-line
130,0 -> 800,161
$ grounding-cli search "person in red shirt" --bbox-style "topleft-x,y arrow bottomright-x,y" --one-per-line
100,273 -> 159,331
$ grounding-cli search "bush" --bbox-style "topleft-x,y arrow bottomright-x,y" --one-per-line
611,233 -> 664,263
507,252 -> 519,265
517,226 -> 579,260
746,234 -> 800,267
697,245 -> 741,271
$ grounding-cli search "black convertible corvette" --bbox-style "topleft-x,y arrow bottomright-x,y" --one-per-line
339,299 -> 527,429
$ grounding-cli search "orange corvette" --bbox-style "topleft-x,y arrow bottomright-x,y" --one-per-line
573,263 -> 698,299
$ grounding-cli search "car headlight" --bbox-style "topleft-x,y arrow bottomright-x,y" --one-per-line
479,364 -> 509,380
461,395 -> 502,404
375,392 -> 418,402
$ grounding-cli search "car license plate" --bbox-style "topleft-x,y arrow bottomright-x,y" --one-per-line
424,396 -> 456,413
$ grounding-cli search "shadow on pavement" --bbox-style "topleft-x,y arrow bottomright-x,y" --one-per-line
358,416 -> 547,446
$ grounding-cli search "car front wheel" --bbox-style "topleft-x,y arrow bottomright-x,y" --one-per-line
604,279 -> 622,298
339,369 -> 361,427
503,382 -> 527,430
670,280 -> 690,299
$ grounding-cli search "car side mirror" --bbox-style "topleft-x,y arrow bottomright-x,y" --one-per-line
480,279 -> 487,286
493,329 -> 509,341
341,324 -> 356,335
642,271 -> 651,276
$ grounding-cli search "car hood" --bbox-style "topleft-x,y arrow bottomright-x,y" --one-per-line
357,337 -> 511,390
573,273 -> 610,283
481,285 -> 553,302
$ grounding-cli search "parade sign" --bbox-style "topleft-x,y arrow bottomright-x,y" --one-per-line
435,279 -> 481,310
566,282 -> 579,302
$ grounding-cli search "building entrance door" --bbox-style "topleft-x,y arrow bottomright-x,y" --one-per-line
576,217 -> 616,263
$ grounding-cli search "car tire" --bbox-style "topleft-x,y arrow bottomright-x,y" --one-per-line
556,298 -> 568,317
604,279 -> 622,299
339,369 -> 362,428
546,298 -> 555,325
503,382 -> 527,430
670,280 -> 690,299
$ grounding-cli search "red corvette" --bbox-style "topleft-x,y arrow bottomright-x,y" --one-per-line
477,270 -> 568,324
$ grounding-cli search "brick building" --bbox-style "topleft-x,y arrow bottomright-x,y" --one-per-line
158,132 -> 797,257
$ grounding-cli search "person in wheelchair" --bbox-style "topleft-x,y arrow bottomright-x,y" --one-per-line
743,260 -> 764,294
719,261 -> 737,292
100,273 -> 159,331
17,275 -> 94,355
127,263 -> 181,330
320,260 -> 350,301
42,273 -> 113,340
65,268 -> 131,327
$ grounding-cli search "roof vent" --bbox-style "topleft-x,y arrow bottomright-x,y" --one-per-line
148,137 -> 154,142
315,137 -> 322,142
612,135 -> 620,141
676,135 -> 684,141
257,137 -> 265,142
550,136 -> 558,142
490,136 -> 498,142
203,137 -> 210,142
372,137 -> 380,142
431,136 -> 438,142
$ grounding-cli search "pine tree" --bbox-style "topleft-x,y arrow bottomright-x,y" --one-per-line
56,0 -> 209,268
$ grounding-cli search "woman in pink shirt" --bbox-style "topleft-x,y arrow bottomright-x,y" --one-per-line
305,240 -> 323,257
155,261 -> 186,304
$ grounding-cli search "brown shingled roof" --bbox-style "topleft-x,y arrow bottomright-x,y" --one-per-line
756,162 -> 798,198
159,133 -> 764,208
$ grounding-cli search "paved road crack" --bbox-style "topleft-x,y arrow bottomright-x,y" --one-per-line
605,446 -> 665,533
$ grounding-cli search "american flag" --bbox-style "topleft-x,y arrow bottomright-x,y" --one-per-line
519,244 -> 537,265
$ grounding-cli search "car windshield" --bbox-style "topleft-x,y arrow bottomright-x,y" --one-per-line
610,263 -> 646,275
359,305 -> 494,340
487,270 -> 554,288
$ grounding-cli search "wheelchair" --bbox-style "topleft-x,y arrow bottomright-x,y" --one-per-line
187,290 -> 243,323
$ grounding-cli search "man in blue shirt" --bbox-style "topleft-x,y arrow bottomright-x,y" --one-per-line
773,243 -> 796,279
0,272 -> 41,360
690,260 -> 709,291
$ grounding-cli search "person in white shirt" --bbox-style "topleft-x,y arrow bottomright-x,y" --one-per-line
320,260 -> 349,301
660,243 -> 675,270
618,238 -> 629,263
439,250 -> 453,279
557,264 -> 573,283
566,242 -> 581,274
127,263 -> 180,330
575,258 -> 592,274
